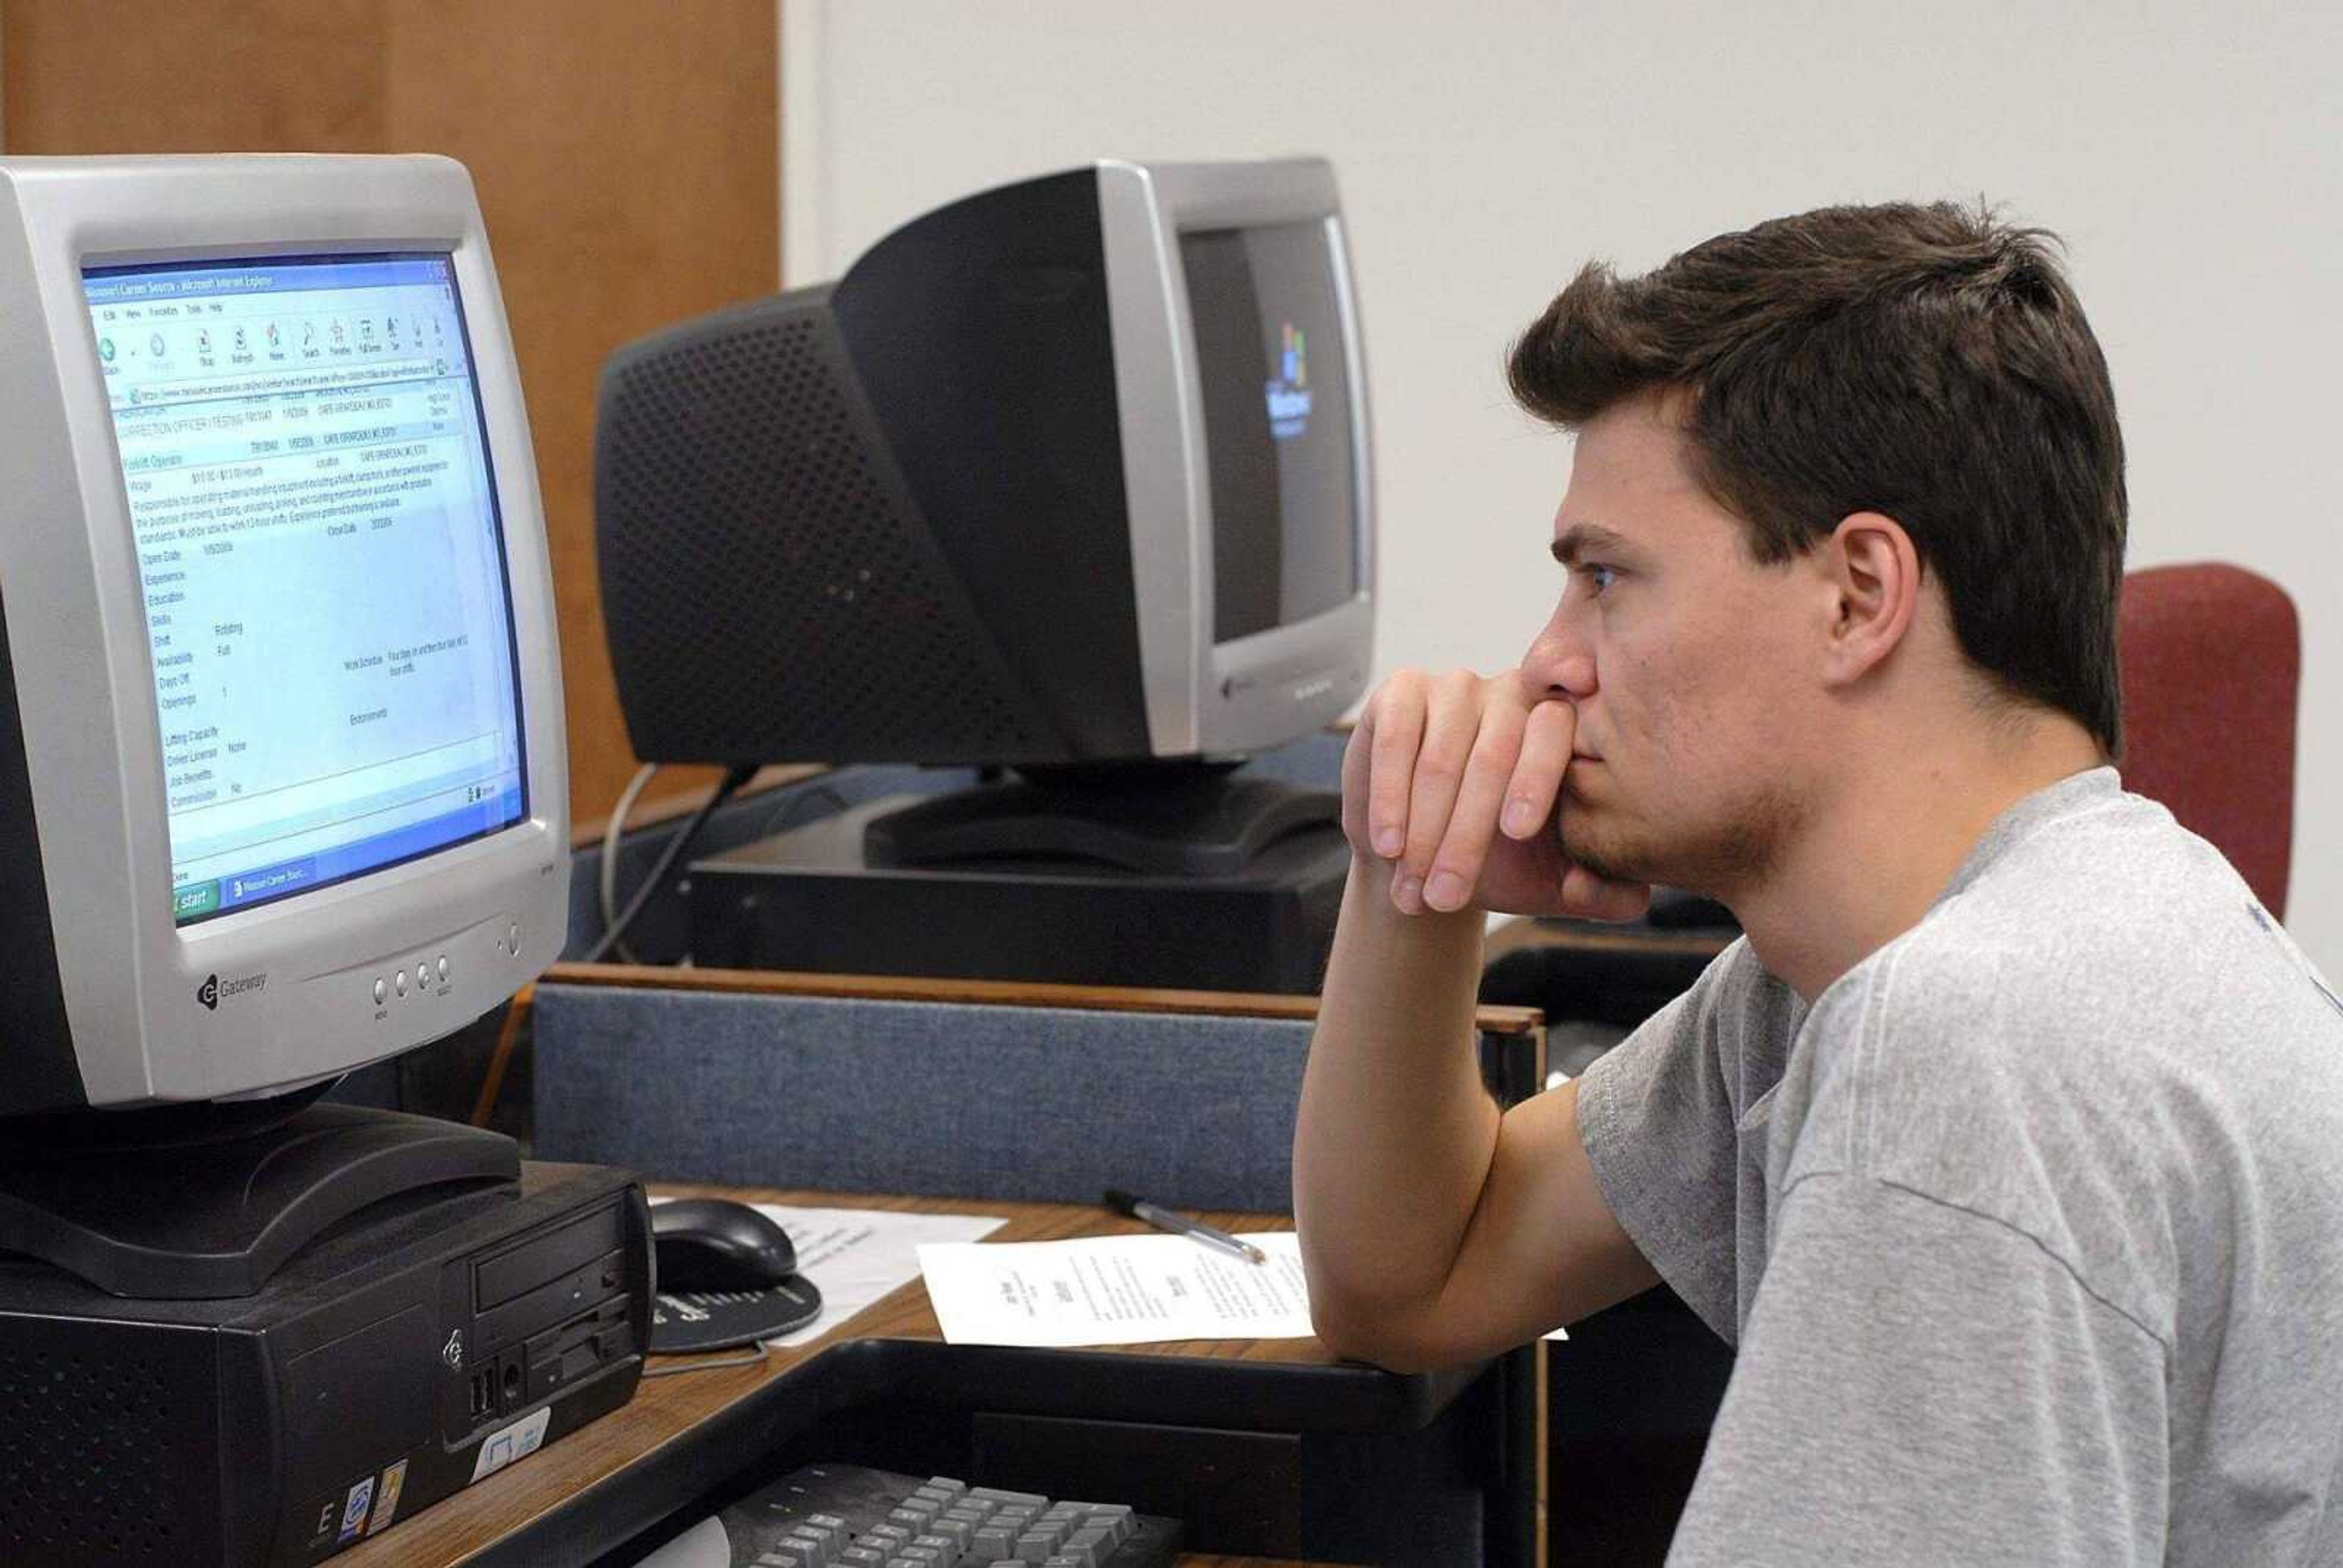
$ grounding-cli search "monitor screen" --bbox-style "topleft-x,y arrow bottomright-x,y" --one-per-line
81,253 -> 528,926
1181,221 -> 1359,646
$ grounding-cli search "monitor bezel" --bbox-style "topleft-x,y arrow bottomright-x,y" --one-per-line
0,155 -> 570,1108
1097,158 -> 1377,760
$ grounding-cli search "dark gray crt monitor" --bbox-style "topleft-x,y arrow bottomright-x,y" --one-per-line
595,157 -> 1375,772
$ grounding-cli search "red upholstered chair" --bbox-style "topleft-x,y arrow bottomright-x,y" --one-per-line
2116,563 -> 2301,919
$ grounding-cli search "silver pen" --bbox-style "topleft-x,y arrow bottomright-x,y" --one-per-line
1102,1187 -> 1268,1264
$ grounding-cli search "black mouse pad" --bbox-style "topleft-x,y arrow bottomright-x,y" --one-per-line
650,1274 -> 824,1353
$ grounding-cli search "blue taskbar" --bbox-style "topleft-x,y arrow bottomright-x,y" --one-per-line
171,780 -> 527,922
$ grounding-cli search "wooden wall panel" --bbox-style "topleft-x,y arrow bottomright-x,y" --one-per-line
1,0 -> 777,829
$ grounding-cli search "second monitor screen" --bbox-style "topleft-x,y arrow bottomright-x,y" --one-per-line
1181,221 -> 1359,646
84,252 -> 528,926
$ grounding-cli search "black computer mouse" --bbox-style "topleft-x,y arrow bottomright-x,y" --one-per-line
651,1197 -> 799,1293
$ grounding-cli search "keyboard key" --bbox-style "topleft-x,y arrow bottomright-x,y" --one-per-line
926,1517 -> 976,1550
1082,1507 -> 1134,1547
783,1530 -> 836,1566
1061,1526 -> 1114,1566
966,1525 -> 1018,1561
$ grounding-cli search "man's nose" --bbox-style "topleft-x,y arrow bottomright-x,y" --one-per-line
1522,617 -> 1596,702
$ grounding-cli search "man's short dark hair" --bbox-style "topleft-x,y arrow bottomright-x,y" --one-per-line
1507,200 -> 2128,755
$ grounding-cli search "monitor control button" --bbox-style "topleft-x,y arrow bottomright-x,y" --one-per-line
395,971 -> 408,998
417,963 -> 431,990
508,922 -> 521,953
439,957 -> 450,982
373,978 -> 387,1005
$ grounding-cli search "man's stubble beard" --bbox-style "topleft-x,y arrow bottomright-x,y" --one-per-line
1557,779 -> 1807,899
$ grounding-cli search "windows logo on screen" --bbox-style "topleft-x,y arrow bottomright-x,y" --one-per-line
1265,322 -> 1314,440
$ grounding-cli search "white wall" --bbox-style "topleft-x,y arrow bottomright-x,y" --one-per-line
784,0 -> 2342,978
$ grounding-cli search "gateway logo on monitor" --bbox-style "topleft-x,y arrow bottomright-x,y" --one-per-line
197,972 -> 268,1010
1265,322 -> 1312,439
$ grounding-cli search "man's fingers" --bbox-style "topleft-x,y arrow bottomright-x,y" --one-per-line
1397,671 -> 1485,905
1503,700 -> 1575,840
1339,716 -> 1376,849
1365,675 -> 1427,860
1348,669 -> 1643,922
1422,696 -> 1526,912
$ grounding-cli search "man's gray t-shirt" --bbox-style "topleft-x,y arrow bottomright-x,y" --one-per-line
1577,767 -> 2343,1564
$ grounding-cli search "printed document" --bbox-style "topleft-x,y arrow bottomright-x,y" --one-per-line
918,1231 -> 1314,1347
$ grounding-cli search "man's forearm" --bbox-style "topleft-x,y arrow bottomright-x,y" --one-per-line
1294,852 -> 1505,1347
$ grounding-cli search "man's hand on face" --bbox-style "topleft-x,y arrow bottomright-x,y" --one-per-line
1343,668 -> 1652,922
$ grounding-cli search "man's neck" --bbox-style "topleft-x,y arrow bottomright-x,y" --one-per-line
1727,717 -> 2107,1004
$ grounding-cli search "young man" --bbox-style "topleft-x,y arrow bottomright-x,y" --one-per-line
1294,202 -> 2343,1564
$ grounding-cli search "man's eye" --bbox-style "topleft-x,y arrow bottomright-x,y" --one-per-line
1581,564 -> 1619,594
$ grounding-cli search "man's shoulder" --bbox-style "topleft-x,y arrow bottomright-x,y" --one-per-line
1773,789 -> 2343,1333
1800,791 -> 2335,1128
1853,782 -> 2304,1040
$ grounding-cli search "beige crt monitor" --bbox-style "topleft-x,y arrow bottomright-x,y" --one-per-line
0,154 -> 569,1118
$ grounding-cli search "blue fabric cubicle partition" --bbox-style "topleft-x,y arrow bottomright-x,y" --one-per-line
531,981 -> 1315,1212
537,736 -> 1409,1207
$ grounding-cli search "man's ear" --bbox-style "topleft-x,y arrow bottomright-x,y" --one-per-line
1821,512 -> 1921,686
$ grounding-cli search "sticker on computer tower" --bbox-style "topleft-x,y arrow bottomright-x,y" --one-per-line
366,1458 -> 409,1536
469,1405 -> 551,1483
336,1475 -> 375,1544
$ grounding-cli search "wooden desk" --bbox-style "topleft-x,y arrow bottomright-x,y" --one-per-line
337,1185 -> 1534,1567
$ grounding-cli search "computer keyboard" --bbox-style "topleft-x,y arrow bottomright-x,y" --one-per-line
638,1461 -> 1183,1567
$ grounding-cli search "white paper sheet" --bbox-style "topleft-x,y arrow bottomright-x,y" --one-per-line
917,1230 -> 1314,1347
650,1199 -> 1007,1347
